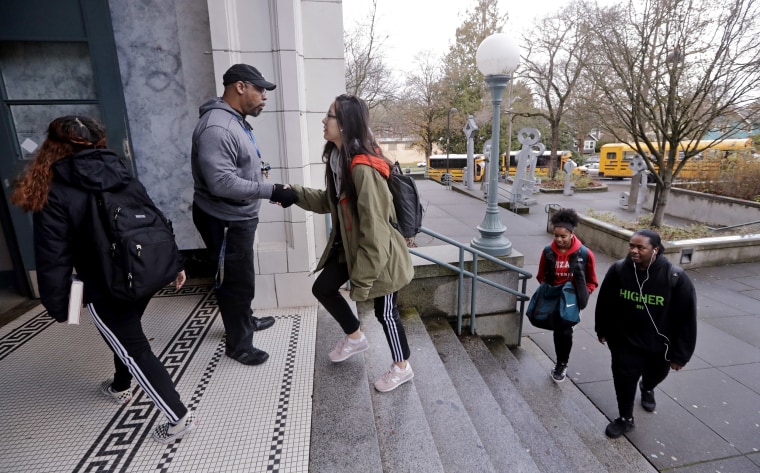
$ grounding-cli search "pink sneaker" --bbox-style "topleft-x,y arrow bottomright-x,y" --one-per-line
328,335 -> 369,362
374,362 -> 414,392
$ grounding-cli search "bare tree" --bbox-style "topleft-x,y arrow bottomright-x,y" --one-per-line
586,0 -> 760,226
344,0 -> 397,110
520,1 -> 591,177
397,53 -> 447,159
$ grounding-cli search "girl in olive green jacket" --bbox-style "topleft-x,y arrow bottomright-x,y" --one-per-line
290,95 -> 414,392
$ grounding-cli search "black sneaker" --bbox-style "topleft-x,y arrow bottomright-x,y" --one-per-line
605,417 -> 635,438
640,381 -> 656,412
225,347 -> 269,365
251,316 -> 275,331
551,362 -> 568,382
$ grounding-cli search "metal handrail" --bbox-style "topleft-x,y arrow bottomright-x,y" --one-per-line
708,220 -> 760,232
409,226 -> 532,338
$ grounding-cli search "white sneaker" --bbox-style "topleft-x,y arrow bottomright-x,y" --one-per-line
374,362 -> 414,392
328,335 -> 369,362
152,412 -> 197,444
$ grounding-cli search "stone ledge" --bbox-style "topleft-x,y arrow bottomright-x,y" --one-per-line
549,209 -> 760,269
538,184 -> 608,193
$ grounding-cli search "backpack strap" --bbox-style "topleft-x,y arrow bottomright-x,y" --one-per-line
577,245 -> 588,263
543,245 -> 555,285
614,258 -> 680,289
669,263 -> 683,289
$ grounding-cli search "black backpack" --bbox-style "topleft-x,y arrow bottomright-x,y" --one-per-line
351,157 -> 425,241
88,179 -> 180,301
388,162 -> 425,239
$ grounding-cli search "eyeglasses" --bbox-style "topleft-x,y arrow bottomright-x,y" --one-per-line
325,113 -> 337,120
243,82 -> 266,96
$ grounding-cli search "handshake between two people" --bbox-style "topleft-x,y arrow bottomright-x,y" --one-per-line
270,184 -> 298,208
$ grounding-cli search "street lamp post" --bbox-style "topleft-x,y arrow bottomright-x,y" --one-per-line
445,107 -> 458,188
471,33 -> 521,257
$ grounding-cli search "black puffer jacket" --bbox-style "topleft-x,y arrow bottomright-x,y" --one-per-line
33,149 -> 175,321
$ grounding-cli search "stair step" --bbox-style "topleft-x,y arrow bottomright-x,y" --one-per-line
361,305 -> 496,472
519,337 -> 658,472
359,305 -> 445,472
462,334 -> 576,472
486,337 -> 611,473
423,316 -> 541,473
310,307 -> 383,473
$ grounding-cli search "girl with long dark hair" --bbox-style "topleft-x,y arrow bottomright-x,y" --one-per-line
290,95 -> 415,392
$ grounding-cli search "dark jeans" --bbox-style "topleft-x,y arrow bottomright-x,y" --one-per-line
89,298 -> 187,423
193,203 -> 258,354
553,326 -> 574,365
313,249 -> 410,362
609,341 -> 671,418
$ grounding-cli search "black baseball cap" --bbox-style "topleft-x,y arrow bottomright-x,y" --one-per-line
222,64 -> 277,90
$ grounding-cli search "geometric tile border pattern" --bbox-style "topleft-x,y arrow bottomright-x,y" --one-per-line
0,284 -> 316,473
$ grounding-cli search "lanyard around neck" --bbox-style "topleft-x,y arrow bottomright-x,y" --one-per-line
238,119 -> 262,160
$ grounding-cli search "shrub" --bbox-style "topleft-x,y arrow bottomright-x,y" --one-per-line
539,171 -> 602,189
585,210 -> 760,240
678,159 -> 760,201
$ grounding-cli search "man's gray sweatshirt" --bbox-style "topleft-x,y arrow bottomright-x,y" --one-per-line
191,98 -> 275,221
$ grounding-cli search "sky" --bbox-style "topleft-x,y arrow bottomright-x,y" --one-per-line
342,0 -> 572,74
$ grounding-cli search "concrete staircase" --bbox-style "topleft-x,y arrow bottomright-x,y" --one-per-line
310,305 -> 657,473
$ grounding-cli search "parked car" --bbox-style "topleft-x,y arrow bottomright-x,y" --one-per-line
577,162 -> 600,177
417,161 -> 427,167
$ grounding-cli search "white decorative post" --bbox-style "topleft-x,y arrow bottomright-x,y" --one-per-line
514,128 -> 542,206
464,115 -> 479,190
628,154 -> 648,215
471,33 -> 521,257
444,107 -> 458,189
563,158 -> 577,196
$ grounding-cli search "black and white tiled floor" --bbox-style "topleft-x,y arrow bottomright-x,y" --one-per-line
0,284 -> 316,473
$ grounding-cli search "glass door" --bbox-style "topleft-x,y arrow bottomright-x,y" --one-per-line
0,0 -> 132,298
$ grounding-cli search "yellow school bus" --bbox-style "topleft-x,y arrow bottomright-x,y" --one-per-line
598,138 -> 754,180
500,150 -> 574,177
427,154 -> 486,182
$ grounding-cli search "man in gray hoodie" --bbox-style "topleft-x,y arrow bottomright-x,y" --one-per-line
191,64 -> 297,366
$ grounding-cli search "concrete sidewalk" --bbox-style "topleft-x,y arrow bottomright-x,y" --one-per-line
415,177 -> 760,472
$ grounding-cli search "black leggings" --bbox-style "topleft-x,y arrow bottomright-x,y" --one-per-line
553,326 -> 573,365
313,250 -> 410,362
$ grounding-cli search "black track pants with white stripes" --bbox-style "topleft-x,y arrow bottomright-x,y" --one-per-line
89,298 -> 188,423
313,250 -> 410,363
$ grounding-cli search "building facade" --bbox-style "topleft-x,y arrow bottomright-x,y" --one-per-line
0,0 -> 343,308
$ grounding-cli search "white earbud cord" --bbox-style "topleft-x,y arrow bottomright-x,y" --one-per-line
633,252 -> 671,361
